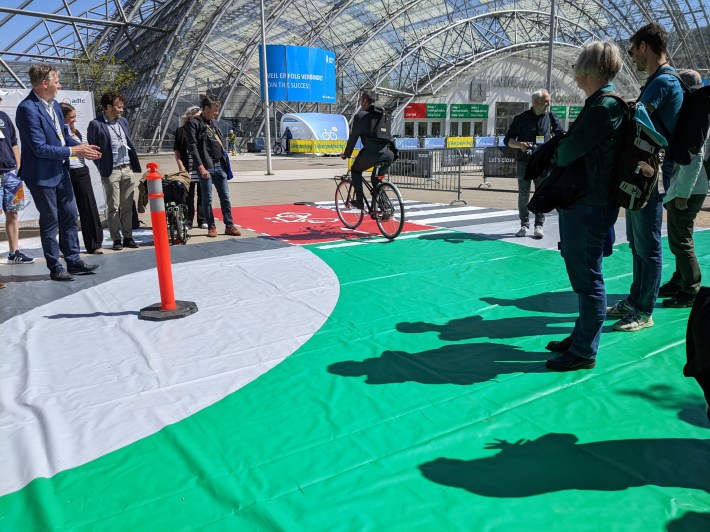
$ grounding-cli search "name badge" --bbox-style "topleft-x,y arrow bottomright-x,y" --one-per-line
0,129 -> 5,139
535,135 -> 545,145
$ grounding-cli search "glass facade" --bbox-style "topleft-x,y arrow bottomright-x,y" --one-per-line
1,0 -> 708,150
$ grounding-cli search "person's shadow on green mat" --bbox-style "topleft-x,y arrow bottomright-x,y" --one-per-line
328,343 -> 546,385
419,433 -> 710,496
480,293 -> 628,314
397,314 -> 575,341
666,511 -> 710,531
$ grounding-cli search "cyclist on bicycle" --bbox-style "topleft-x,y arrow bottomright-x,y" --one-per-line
340,91 -> 396,210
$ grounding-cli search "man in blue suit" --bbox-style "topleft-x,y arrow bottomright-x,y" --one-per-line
15,64 -> 102,281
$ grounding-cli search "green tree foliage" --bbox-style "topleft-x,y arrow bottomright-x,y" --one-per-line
74,53 -> 137,112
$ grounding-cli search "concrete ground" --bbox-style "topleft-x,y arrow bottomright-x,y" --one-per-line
4,150 -> 710,251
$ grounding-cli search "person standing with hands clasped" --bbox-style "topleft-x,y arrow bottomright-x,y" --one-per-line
15,64 -> 101,281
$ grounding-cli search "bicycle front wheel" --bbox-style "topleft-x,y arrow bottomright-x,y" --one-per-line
374,182 -> 405,240
335,178 -> 364,229
273,143 -> 283,155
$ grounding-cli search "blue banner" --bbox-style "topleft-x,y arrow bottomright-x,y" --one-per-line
422,137 -> 446,149
395,138 -> 419,150
259,45 -> 336,103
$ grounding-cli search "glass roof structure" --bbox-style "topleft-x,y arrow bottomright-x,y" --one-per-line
1,0 -> 708,151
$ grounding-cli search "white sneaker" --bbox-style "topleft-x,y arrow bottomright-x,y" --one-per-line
515,226 -> 528,237
200,223 -> 209,229
613,310 -> 654,332
533,226 -> 544,239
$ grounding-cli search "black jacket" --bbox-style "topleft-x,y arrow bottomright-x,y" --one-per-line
87,114 -> 142,178
343,107 -> 391,158
186,114 -> 225,171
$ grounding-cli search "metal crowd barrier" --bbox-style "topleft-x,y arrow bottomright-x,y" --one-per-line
386,148 -> 487,204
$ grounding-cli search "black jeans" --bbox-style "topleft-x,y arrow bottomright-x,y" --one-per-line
350,147 -> 394,203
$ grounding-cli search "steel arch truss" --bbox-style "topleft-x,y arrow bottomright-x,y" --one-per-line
4,0 -> 707,150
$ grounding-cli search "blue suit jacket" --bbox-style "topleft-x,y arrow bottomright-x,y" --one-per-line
87,114 -> 141,178
15,91 -> 80,188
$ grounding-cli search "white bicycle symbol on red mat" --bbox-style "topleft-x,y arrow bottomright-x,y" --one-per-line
266,211 -> 340,224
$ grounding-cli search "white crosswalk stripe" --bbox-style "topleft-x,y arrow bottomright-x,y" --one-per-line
315,200 -> 526,229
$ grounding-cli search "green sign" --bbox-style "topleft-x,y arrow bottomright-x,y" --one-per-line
569,105 -> 583,120
426,103 -> 447,119
550,105 -> 567,119
450,104 -> 489,119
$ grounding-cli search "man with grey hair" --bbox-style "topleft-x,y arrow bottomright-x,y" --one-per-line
15,64 -> 102,281
658,69 -> 708,308
504,88 -> 565,239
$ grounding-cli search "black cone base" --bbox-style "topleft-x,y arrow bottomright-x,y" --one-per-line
139,300 -> 198,321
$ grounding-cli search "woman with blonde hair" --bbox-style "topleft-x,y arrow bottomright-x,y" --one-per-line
545,41 -> 626,371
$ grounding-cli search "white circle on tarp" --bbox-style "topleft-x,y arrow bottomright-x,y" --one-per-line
0,245 -> 339,496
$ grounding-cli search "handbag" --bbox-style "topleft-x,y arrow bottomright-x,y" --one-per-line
223,150 -> 234,180
527,158 -> 587,214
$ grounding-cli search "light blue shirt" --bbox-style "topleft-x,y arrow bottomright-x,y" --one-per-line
104,113 -> 131,168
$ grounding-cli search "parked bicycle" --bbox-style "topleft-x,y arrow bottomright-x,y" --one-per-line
272,138 -> 285,155
334,161 -> 405,240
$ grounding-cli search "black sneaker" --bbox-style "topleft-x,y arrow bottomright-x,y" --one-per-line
67,261 -> 100,275
123,238 -> 139,249
7,250 -> 35,264
50,268 -> 75,281
112,240 -> 123,251
662,293 -> 696,308
658,281 -> 681,298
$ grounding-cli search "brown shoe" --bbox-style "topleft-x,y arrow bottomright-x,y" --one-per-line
224,226 -> 242,236
207,226 -> 218,237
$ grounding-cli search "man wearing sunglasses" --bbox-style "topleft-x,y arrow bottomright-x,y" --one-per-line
607,23 -> 684,332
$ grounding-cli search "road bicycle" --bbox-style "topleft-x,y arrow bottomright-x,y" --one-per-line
334,162 -> 405,240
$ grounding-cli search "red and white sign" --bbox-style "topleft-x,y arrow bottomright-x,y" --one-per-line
404,103 -> 426,119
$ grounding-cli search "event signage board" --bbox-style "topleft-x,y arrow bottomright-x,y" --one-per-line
569,105 -> 583,120
423,137 -> 446,149
395,137 -> 420,150
426,104 -> 447,119
451,104 -> 489,119
446,136 -> 474,148
259,45 -> 336,103
404,103 -> 426,119
551,105 -> 567,119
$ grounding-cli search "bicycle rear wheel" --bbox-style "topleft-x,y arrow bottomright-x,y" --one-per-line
335,178 -> 364,229
273,143 -> 283,155
374,182 -> 405,239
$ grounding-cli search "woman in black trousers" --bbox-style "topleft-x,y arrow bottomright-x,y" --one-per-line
61,103 -> 104,254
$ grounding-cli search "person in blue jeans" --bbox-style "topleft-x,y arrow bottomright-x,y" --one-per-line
544,41 -> 625,372
607,22 -> 684,332
186,95 -> 241,238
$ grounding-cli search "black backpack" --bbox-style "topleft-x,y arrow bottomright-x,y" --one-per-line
667,81 -> 710,166
604,93 -> 667,211
369,106 -> 392,140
